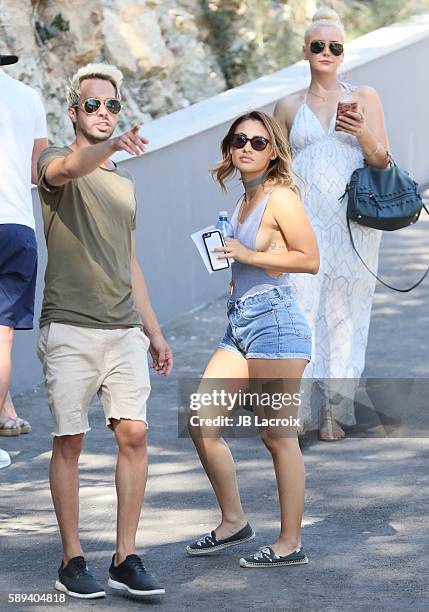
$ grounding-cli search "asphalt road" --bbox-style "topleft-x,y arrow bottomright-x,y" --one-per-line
1,215 -> 428,611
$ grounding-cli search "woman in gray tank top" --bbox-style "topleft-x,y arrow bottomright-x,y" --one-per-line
186,111 -> 319,568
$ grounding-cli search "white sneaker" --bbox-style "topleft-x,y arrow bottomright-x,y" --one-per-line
0,448 -> 11,469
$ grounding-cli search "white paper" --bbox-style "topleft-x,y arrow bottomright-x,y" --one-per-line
190,225 -> 232,274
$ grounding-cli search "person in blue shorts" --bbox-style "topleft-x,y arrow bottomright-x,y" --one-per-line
0,50 -> 47,449
187,110 -> 319,568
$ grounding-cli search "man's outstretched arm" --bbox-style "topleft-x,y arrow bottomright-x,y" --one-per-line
44,127 -> 148,187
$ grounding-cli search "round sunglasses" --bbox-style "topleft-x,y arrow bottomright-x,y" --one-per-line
76,97 -> 122,115
231,133 -> 271,152
310,40 -> 344,57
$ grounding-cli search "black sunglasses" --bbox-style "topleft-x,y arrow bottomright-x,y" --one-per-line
77,97 -> 122,115
310,40 -> 344,57
231,133 -> 271,152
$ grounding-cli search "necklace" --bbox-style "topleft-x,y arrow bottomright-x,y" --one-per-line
308,83 -> 341,102
242,175 -> 265,189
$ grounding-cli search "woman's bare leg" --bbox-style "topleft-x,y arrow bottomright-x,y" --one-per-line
248,358 -> 308,556
189,348 -> 250,539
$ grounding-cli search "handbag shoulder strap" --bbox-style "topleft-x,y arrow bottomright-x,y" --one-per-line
347,204 -> 429,293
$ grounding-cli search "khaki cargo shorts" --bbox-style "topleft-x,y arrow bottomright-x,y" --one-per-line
37,322 -> 151,436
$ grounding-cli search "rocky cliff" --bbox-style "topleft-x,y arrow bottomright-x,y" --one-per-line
1,0 -> 427,143
1,0 -> 227,142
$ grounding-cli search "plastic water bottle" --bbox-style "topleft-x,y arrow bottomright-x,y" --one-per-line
216,211 -> 234,238
216,211 -> 234,265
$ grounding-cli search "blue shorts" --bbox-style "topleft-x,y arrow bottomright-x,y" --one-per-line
0,224 -> 38,330
218,286 -> 312,360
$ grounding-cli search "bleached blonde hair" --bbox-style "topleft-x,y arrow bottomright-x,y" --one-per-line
304,7 -> 345,43
66,63 -> 123,107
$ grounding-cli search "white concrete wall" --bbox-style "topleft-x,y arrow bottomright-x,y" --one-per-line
12,14 -> 429,392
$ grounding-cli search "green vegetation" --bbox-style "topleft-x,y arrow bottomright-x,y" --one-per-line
35,12 -> 70,45
201,0 -> 429,88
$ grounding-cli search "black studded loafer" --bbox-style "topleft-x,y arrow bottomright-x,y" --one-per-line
240,546 -> 308,568
186,522 -> 255,556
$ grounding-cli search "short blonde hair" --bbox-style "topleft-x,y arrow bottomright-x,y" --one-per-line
304,7 -> 345,43
66,63 -> 123,107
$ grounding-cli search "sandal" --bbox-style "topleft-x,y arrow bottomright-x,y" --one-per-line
319,409 -> 345,441
0,417 -> 31,436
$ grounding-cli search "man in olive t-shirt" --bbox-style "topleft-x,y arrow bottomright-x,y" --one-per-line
37,63 -> 172,600
38,144 -> 141,329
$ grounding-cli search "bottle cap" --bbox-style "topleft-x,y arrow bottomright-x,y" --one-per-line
219,210 -> 228,217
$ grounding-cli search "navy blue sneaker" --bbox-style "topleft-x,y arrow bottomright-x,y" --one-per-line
55,556 -> 105,599
187,522 -> 255,555
240,546 -> 308,568
108,554 -> 165,596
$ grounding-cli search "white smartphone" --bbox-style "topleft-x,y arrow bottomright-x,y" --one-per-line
203,230 -> 230,272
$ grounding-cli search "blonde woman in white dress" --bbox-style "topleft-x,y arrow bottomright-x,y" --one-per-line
274,7 -> 390,440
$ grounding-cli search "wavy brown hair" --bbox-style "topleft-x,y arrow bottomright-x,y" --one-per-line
211,110 -> 301,195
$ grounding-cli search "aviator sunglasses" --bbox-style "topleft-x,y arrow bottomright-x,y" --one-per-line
310,40 -> 344,56
76,97 -> 122,115
231,133 -> 271,152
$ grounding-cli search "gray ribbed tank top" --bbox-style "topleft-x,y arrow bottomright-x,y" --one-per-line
230,188 -> 290,301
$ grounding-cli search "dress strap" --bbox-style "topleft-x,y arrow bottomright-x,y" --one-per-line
340,80 -> 357,93
255,188 -> 275,222
230,194 -> 244,227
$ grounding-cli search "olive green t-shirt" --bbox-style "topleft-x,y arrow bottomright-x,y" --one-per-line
37,146 -> 141,329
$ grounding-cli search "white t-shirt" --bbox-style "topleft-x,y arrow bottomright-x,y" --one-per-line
0,68 -> 47,229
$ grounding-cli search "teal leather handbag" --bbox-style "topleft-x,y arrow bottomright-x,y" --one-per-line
340,157 -> 429,292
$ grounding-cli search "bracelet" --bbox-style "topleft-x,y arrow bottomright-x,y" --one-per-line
367,142 -> 380,157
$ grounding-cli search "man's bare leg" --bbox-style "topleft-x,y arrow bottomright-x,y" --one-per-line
112,419 -> 148,564
50,434 -> 85,563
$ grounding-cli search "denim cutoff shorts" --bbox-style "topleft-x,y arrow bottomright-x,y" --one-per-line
218,286 -> 311,360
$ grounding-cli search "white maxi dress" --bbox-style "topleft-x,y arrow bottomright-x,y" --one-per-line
289,83 -> 382,430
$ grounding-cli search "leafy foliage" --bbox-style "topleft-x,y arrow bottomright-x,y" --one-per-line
201,0 -> 429,88
35,13 -> 70,44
